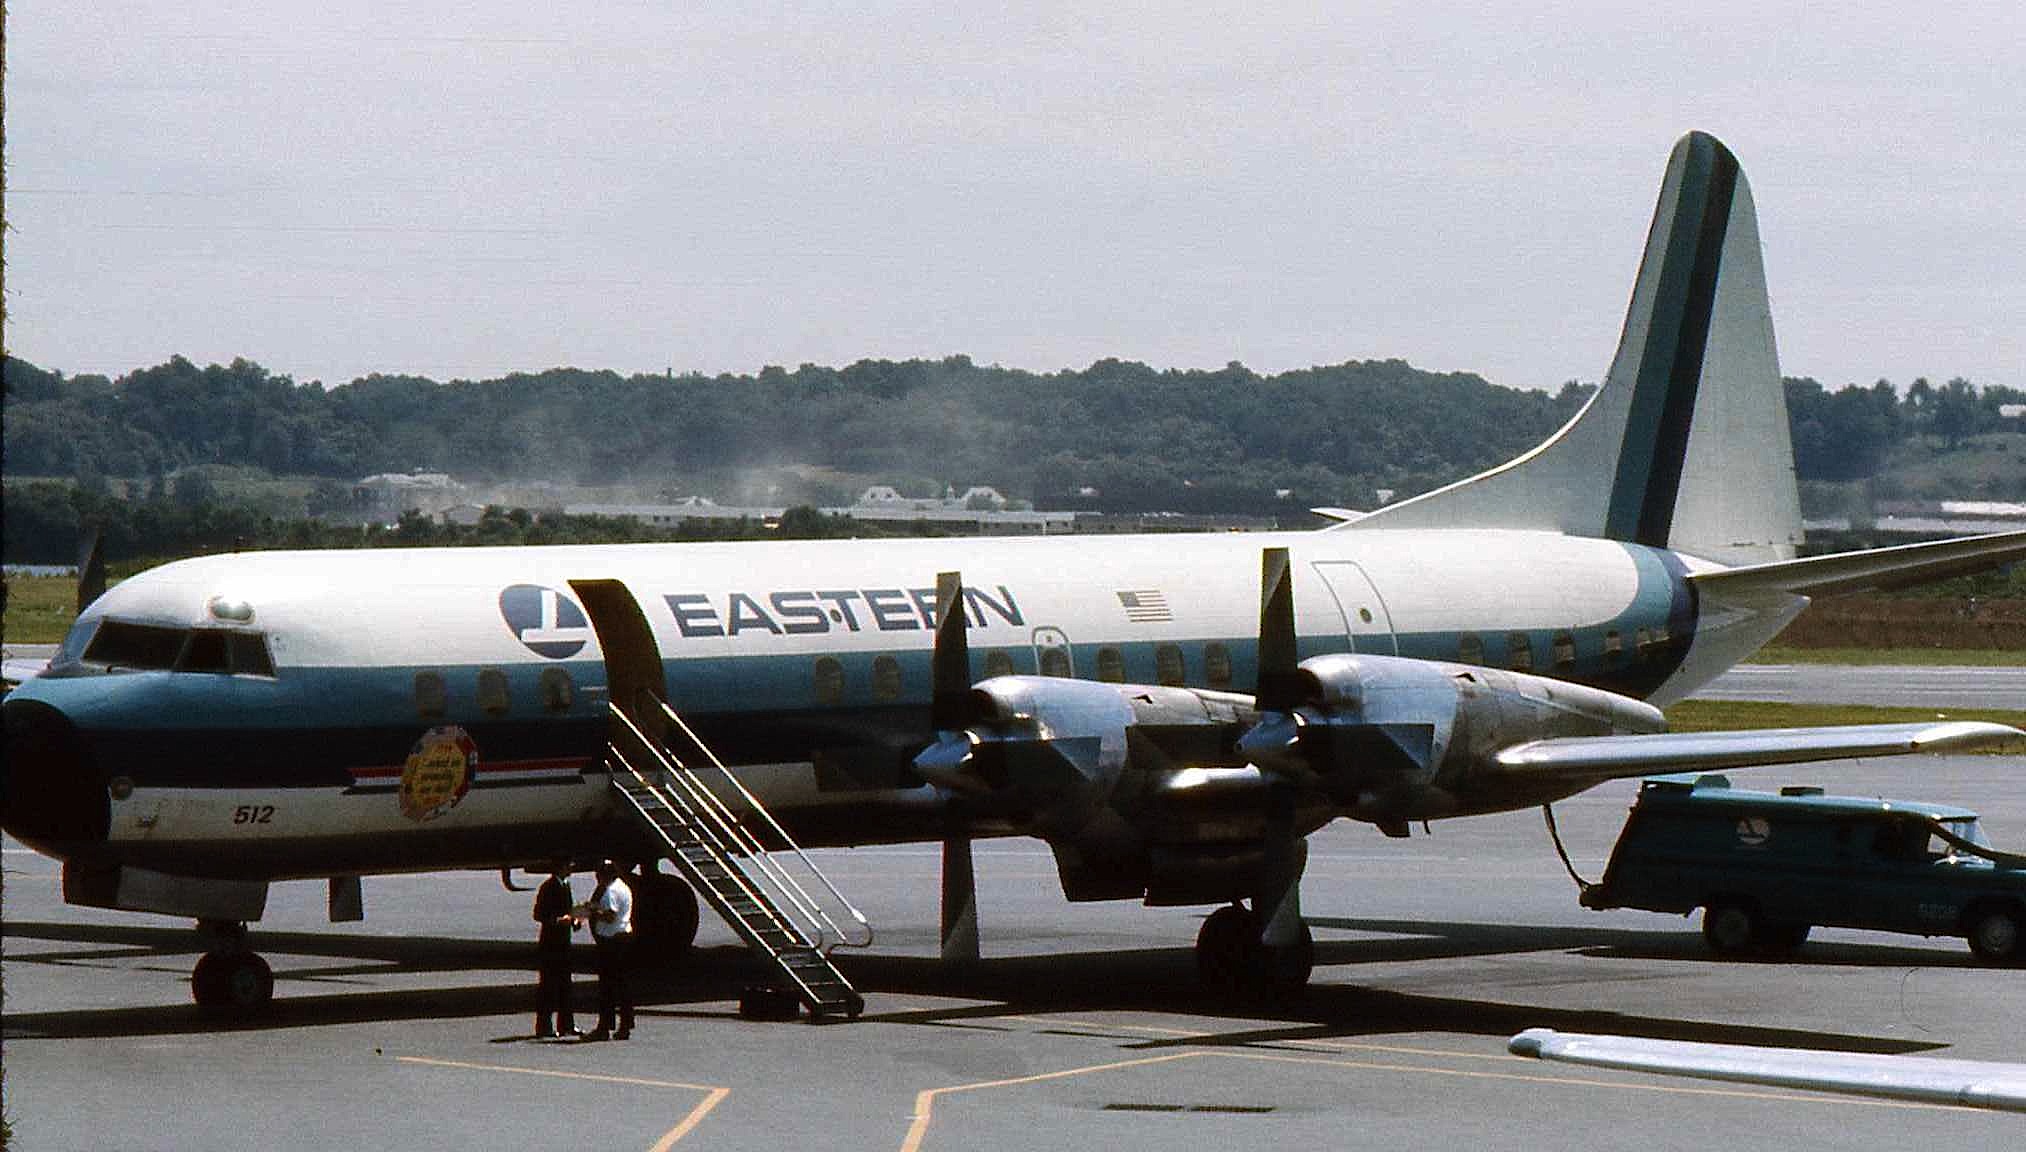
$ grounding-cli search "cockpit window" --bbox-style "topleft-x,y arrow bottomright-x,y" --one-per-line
84,622 -> 188,670
77,621 -> 276,677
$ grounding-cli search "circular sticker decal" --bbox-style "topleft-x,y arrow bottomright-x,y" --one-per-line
400,725 -> 478,822
499,584 -> 592,659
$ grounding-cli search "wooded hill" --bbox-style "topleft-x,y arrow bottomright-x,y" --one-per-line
5,355 -> 2022,516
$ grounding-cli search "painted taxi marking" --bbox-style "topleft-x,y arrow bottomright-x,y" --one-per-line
396,1055 -> 729,1151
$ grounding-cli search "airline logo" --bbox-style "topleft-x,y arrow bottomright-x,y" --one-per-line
662,584 -> 1025,639
500,584 -> 594,659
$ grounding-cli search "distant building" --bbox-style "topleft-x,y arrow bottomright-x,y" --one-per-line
440,503 -> 487,527
353,471 -> 464,524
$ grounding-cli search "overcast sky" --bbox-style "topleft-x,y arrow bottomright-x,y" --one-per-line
8,2 -> 2023,393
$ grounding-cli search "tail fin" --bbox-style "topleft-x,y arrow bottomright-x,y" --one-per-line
1350,131 -> 1803,565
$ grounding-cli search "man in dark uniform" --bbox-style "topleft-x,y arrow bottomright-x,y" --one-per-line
531,858 -> 579,1038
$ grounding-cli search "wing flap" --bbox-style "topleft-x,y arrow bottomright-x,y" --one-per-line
1493,721 -> 2022,784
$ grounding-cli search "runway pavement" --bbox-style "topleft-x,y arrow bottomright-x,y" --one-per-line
8,752 -> 2026,1151
1696,664 -> 2026,710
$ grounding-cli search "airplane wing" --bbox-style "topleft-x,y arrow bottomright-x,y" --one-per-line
1491,721 -> 2022,785
1510,1029 -> 2026,1113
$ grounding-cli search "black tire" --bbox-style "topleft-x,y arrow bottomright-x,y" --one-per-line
1701,899 -> 1760,957
1759,922 -> 1811,955
193,950 -> 273,1012
1966,904 -> 2022,965
632,869 -> 700,964
1195,904 -> 1257,995
1260,922 -> 1316,998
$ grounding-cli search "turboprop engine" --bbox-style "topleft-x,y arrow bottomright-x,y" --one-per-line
913,674 -> 1137,838
1237,651 -> 1666,823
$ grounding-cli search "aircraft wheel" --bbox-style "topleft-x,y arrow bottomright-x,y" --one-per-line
193,950 -> 274,1012
1967,904 -> 2021,965
1262,922 -> 1316,996
1701,898 -> 1760,957
1195,903 -> 1258,996
1758,921 -> 1810,955
632,869 -> 700,964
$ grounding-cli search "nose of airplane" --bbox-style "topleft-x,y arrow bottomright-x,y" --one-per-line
1,695 -> 110,853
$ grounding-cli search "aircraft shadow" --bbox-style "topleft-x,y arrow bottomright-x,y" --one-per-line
1304,915 -> 1994,969
3,917 -> 1956,1053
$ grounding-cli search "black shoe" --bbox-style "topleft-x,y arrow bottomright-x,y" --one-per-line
581,1030 -> 610,1042
536,1027 -> 556,1039
614,1028 -> 631,1041
560,1026 -> 583,1038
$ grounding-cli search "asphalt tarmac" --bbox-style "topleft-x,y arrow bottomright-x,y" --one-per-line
8,749 -> 2025,1152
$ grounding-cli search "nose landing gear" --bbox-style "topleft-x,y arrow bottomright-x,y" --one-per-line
191,920 -> 274,1012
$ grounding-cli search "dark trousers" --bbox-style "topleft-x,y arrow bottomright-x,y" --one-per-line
594,934 -> 634,1033
535,946 -> 574,1033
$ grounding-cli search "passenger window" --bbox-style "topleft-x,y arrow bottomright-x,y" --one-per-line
1506,631 -> 1532,672
983,650 -> 1015,678
414,671 -> 448,717
872,655 -> 902,701
814,656 -> 845,705
1635,627 -> 1653,660
1551,631 -> 1576,670
477,668 -> 511,715
1038,646 -> 1072,679
1096,646 -> 1125,683
1155,643 -> 1185,686
1603,630 -> 1623,663
539,667 -> 576,712
1204,642 -> 1232,689
1457,633 -> 1484,665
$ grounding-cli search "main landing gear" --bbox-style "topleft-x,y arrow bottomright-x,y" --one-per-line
1194,839 -> 1315,1001
630,866 -> 701,963
191,920 -> 274,1012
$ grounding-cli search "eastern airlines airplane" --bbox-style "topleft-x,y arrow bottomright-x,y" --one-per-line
6,133 -> 2023,1013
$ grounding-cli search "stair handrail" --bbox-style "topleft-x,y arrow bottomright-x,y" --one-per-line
648,700 -> 875,950
607,701 -> 873,950
606,738 -> 814,950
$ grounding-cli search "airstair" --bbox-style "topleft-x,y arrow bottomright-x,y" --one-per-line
605,697 -> 871,1020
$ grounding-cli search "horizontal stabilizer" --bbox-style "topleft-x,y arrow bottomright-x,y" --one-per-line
1691,529 -> 2026,598
1510,1029 -> 2026,1113
1493,721 -> 2022,785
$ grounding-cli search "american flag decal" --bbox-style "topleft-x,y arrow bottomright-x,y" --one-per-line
1116,589 -> 1172,623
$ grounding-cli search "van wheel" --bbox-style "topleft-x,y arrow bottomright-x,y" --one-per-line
1966,905 -> 2021,965
1701,899 -> 1759,957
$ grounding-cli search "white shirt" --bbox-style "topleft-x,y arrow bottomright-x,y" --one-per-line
592,876 -> 633,939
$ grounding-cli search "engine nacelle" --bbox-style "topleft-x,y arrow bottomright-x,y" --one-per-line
913,675 -> 1135,838
1239,653 -> 1664,820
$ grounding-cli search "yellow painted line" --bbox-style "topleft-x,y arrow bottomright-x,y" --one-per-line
899,1054 -> 1196,1152
397,1056 -> 730,1149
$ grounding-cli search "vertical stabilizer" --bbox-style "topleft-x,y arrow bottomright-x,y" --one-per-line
1351,132 -> 1802,565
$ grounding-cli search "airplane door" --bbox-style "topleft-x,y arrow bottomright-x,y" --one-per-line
1031,627 -> 1074,677
1312,561 -> 1398,655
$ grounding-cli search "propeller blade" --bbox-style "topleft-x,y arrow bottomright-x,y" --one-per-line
1254,547 -> 1303,711
930,570 -> 977,731
940,831 -> 980,963
76,527 -> 107,613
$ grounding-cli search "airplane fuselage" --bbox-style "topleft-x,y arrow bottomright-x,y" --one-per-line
3,527 -> 1791,882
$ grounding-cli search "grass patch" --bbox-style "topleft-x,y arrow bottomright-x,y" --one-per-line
2,574 -> 83,644
1667,699 -> 2026,755
1746,645 -> 2026,667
